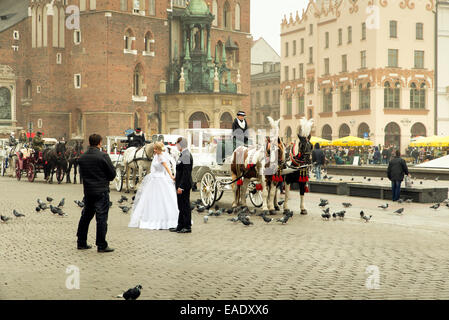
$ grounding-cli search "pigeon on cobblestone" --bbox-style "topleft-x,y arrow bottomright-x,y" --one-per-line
322,207 -> 330,214
119,205 -> 130,213
261,213 -> 273,223
203,216 -> 208,223
430,203 -> 440,210
226,208 -> 233,214
241,216 -> 253,226
362,215 -> 372,222
332,213 -> 337,220
46,197 -> 53,202
321,212 -> 331,220
13,210 -> 25,217
276,212 -> 292,224
35,206 -> 41,212
319,199 -> 329,207
378,203 -> 388,210
360,211 -> 365,219
394,208 -> 404,215
196,206 -> 205,213
132,196 -> 135,201
1,215 -> 11,223
278,200 -> 285,206
118,196 -> 128,204
405,199 -> 413,203
74,200 -> 84,208
397,199 -> 404,204
37,199 -> 47,210
335,210 -> 346,220
117,285 -> 142,300
57,198 -> 65,208
342,202 -> 352,208
50,205 -> 64,215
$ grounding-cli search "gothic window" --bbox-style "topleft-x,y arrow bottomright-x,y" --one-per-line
125,29 -> 135,50
212,0 -> 218,26
133,64 -> 144,96
235,3 -> 241,30
25,80 -> 32,99
223,1 -> 232,30
52,5 -> 58,47
144,31 -> 155,54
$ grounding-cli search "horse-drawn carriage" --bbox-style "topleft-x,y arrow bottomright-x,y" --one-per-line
106,136 -> 129,192
15,138 -> 60,182
186,128 -> 264,209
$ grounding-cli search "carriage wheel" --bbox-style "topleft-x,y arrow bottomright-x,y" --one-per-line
114,167 -> 123,192
56,166 -> 65,184
27,163 -> 36,182
248,182 -> 263,208
15,161 -> 21,181
200,171 -> 216,208
214,181 -> 224,202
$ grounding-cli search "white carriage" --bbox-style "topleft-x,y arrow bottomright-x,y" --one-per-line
186,128 -> 264,208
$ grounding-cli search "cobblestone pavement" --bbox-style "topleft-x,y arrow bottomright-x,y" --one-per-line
1,174 -> 449,300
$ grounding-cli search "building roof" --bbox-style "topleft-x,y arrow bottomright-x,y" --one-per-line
251,70 -> 280,82
0,0 -> 28,33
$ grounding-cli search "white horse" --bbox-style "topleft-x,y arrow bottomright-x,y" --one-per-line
8,142 -> 26,177
123,144 -> 154,193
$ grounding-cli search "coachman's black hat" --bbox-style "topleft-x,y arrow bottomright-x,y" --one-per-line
237,111 -> 246,117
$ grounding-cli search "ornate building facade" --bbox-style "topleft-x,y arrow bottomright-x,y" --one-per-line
0,0 -> 251,140
280,0 -> 435,153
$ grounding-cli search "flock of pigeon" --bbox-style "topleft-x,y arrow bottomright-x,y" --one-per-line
1,197 -> 68,223
190,199 -> 294,226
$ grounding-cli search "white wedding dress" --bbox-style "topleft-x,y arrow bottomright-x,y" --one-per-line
128,152 -> 179,230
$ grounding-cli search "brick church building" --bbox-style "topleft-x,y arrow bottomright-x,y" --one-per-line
0,0 -> 251,141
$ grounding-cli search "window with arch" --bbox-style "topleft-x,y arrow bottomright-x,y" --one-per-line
235,3 -> 241,31
223,1 -> 232,30
340,85 -> 351,110
189,112 -> 210,128
411,122 -> 426,138
322,124 -> 332,141
220,112 -> 233,129
144,31 -> 155,55
384,81 -> 400,109
133,64 -> 144,96
357,122 -> 370,139
339,123 -> 350,138
323,88 -> 333,112
124,29 -> 135,51
52,5 -> 58,47
410,82 -> 426,109
385,122 -> 401,149
37,6 -> 43,47
212,0 -> 218,26
359,83 -> 370,109
25,80 -> 32,99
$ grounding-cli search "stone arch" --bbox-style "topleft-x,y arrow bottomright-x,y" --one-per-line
189,111 -> 210,128
338,123 -> 350,138
357,122 -> 370,139
220,111 -> 233,129
384,122 -> 401,149
322,124 -> 332,141
411,122 -> 426,138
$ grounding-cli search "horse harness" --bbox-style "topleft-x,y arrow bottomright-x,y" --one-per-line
131,145 -> 153,163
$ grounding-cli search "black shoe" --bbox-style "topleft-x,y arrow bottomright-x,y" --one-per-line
77,244 -> 92,250
177,228 -> 192,233
97,246 -> 114,253
169,228 -> 180,232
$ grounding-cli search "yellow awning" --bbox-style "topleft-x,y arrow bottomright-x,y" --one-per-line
409,135 -> 441,147
331,136 -> 373,147
310,136 -> 331,146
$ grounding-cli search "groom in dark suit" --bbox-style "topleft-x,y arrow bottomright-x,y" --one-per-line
170,137 -> 193,234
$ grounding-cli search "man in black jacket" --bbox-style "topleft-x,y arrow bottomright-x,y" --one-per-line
312,143 -> 325,180
127,128 -> 146,148
232,111 -> 249,150
170,137 -> 193,234
76,134 -> 116,252
387,150 -> 409,202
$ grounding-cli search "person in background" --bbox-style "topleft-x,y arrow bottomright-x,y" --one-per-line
127,128 -> 146,148
368,148 -> 374,165
312,143 -> 325,181
373,146 -> 381,164
387,150 -> 409,202
232,111 -> 249,150
8,132 -> 17,147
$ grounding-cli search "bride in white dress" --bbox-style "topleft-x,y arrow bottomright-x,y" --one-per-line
128,142 -> 179,230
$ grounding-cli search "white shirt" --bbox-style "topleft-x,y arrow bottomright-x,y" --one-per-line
237,118 -> 246,130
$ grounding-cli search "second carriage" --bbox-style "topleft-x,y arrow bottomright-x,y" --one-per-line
187,128 -> 264,209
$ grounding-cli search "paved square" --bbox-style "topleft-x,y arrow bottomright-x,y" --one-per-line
1,175 -> 449,300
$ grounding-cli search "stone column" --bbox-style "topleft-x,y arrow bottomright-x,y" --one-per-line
214,98 -> 221,128
178,99 -> 185,131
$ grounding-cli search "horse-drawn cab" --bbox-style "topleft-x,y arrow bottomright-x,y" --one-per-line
15,137 -> 58,182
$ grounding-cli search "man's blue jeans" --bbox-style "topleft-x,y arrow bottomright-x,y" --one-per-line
315,165 -> 322,180
391,180 -> 402,201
